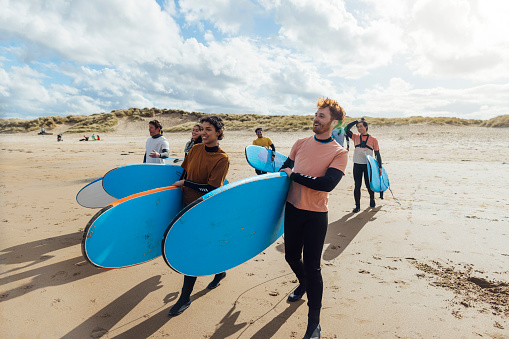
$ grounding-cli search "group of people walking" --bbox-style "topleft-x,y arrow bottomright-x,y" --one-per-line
142,97 -> 382,339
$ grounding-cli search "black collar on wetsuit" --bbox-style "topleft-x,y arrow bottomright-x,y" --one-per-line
205,145 -> 220,152
152,134 -> 163,139
314,135 -> 334,143
355,134 -> 373,150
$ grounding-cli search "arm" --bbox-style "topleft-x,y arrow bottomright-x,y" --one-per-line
159,148 -> 169,159
183,180 -> 218,194
374,150 -> 382,168
289,167 -> 344,192
149,149 -> 169,159
345,121 -> 357,138
143,153 -> 147,163
280,157 -> 294,170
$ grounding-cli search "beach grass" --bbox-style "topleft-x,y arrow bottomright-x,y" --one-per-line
1,108 -> 507,133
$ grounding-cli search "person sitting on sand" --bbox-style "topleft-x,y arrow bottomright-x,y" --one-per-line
79,135 -> 89,141
57,134 -> 62,142
97,135 -> 100,141
345,118 -> 383,212
252,127 -> 276,175
169,115 -> 229,316
184,124 -> 203,156
91,134 -> 96,141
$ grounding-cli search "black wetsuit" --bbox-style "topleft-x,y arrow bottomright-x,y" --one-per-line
281,136 -> 345,325
345,121 -> 383,208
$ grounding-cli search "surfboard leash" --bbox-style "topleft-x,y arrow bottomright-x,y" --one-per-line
388,186 -> 401,206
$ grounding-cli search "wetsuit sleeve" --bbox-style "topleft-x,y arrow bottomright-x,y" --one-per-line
270,144 -> 276,152
159,138 -> 170,159
375,150 -> 382,168
143,153 -> 146,163
159,148 -> 169,159
183,180 -> 218,193
289,167 -> 344,192
280,157 -> 295,170
345,121 -> 357,138
179,169 -> 186,180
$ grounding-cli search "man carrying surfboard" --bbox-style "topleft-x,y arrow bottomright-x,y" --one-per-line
144,120 -> 169,164
169,115 -> 230,316
345,118 -> 382,212
252,127 -> 276,175
280,97 -> 348,339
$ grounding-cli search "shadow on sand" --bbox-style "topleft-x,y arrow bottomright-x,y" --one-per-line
107,280 -> 215,338
0,231 -> 82,274
274,207 -> 381,261
323,206 -> 381,261
62,276 -> 165,338
0,231 -> 107,303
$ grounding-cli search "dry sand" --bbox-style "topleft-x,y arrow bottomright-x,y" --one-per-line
1,124 -> 508,338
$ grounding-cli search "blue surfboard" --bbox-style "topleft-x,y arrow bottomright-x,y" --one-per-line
245,145 -> 288,173
366,155 -> 389,192
82,186 -> 183,269
102,164 -> 183,199
162,172 -> 290,277
76,177 -> 116,208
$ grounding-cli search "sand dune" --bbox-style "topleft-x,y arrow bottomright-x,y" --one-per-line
1,124 -> 508,338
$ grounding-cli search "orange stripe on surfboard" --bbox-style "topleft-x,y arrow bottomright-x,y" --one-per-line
108,185 -> 179,207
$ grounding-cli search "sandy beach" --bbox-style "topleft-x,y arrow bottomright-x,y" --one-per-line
1,123 -> 508,338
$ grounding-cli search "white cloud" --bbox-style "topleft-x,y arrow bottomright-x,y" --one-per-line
406,0 -> 509,81
0,63 -> 110,118
1,0 -> 507,120
178,0 -> 260,34
267,0 -> 406,78
352,78 -> 509,119
0,0 -> 183,65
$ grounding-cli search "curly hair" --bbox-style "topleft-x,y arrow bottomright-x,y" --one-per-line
200,115 -> 225,140
316,97 -> 345,122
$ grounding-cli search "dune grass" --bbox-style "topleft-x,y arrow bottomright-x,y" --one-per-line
479,115 -> 509,128
1,108 -> 507,134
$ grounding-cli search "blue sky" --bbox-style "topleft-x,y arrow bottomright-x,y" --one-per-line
1,0 -> 508,120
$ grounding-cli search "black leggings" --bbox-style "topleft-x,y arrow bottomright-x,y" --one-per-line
353,163 -> 374,207
284,202 -> 328,322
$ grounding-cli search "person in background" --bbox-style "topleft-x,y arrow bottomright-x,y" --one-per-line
331,121 -> 345,147
184,124 -> 203,156
144,120 -> 169,164
279,97 -> 348,339
345,118 -> 382,212
169,116 -> 229,316
252,127 -> 276,175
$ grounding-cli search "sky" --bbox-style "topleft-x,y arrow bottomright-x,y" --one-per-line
1,0 -> 508,120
